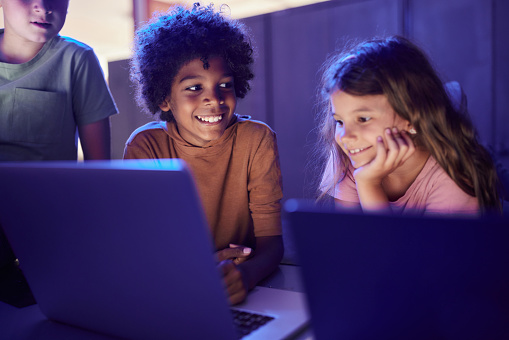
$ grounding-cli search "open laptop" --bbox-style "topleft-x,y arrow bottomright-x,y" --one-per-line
285,199 -> 509,340
0,160 -> 308,340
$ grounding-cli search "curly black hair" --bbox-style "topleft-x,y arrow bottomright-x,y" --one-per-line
130,3 -> 254,122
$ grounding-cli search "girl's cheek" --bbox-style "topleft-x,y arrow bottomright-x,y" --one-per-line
334,124 -> 344,145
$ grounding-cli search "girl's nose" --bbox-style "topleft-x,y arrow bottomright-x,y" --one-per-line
337,124 -> 356,144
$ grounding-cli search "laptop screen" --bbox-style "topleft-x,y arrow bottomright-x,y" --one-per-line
286,199 -> 509,340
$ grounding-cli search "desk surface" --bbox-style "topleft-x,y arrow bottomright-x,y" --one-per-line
0,264 -> 312,340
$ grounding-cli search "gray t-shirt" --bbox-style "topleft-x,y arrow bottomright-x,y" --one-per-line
0,31 -> 118,160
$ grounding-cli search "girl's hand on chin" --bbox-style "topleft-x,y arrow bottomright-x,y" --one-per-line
353,128 -> 415,185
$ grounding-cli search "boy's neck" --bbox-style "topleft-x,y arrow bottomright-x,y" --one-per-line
0,32 -> 47,64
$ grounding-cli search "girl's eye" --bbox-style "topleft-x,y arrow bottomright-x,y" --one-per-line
359,117 -> 371,123
186,85 -> 202,91
335,119 -> 344,127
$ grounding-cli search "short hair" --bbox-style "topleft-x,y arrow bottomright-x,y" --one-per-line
130,3 -> 254,121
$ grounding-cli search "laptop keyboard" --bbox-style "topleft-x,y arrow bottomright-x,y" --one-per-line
231,309 -> 275,338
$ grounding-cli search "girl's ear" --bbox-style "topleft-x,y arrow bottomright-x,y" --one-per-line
405,122 -> 417,135
159,98 -> 171,112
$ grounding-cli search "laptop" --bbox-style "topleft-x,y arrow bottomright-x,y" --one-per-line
285,199 -> 509,340
0,160 -> 309,340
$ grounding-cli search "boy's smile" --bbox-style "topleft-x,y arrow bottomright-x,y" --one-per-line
159,56 -> 237,147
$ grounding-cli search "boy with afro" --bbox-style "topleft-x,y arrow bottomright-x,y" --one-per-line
124,4 -> 284,305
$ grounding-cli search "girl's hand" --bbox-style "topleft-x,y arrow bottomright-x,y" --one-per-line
353,128 -> 415,185
353,128 -> 415,212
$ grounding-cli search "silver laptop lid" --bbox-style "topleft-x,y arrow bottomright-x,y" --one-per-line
0,160 -> 237,340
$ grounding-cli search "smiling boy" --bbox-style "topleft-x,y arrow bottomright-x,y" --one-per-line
158,56 -> 237,146
124,4 -> 284,305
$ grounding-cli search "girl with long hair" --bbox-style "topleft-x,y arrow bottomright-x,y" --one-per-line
315,36 -> 501,216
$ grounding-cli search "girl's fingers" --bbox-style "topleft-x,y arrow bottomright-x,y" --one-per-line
393,128 -> 410,165
384,128 -> 401,165
373,135 -> 387,166
358,128 -> 414,183
399,130 -> 416,163
386,128 -> 411,167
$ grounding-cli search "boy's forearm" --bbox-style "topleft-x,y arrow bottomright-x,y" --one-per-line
238,235 -> 284,290
79,118 -> 111,160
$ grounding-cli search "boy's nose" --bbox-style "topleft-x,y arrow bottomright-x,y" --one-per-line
204,88 -> 224,106
33,0 -> 52,14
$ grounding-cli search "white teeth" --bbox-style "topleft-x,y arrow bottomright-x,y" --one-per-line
197,115 -> 223,123
349,148 -> 365,155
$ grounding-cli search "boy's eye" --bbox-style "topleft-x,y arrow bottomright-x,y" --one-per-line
219,82 -> 233,89
358,117 -> 371,123
335,119 -> 344,127
186,85 -> 202,91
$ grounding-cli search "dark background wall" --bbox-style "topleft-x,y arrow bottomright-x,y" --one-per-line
109,0 -> 509,203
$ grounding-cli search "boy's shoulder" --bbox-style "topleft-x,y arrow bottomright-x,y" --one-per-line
50,35 -> 95,55
126,121 -> 166,144
235,114 -> 275,136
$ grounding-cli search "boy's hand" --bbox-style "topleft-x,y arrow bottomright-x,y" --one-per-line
215,245 -> 252,304
353,128 -> 415,185
215,244 -> 252,265
218,259 -> 248,305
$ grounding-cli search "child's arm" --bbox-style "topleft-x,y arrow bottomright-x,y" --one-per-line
218,235 -> 284,305
354,128 -> 415,213
356,179 -> 391,212
78,118 -> 111,160
335,198 -> 361,211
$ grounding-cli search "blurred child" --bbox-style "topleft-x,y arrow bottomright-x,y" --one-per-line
315,36 -> 501,216
0,0 -> 117,160
124,4 -> 283,304
0,0 -> 117,294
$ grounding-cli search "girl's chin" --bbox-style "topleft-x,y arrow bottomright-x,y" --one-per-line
350,158 -> 372,169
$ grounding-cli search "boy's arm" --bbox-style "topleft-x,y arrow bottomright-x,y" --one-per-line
219,125 -> 284,304
238,235 -> 284,289
78,117 -> 111,160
